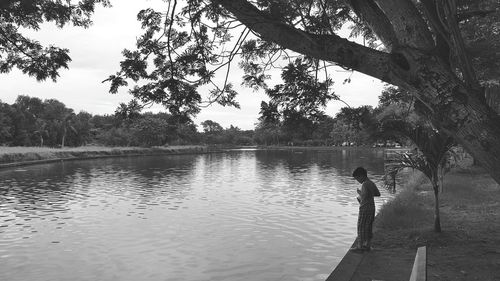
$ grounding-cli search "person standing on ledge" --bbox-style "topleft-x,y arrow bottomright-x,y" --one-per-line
350,167 -> 380,253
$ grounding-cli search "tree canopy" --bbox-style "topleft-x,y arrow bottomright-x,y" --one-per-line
0,0 -> 109,81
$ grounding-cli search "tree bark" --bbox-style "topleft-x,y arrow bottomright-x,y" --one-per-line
373,0 -> 434,50
346,0 -> 398,51
433,182 -> 442,233
485,85 -> 500,114
387,49 -> 500,184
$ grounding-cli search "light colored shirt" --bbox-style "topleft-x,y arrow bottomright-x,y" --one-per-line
359,178 -> 378,209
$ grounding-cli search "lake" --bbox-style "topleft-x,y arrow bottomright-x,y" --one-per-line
0,148 -> 394,281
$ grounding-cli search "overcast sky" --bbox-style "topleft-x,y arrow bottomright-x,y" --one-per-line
0,0 -> 385,130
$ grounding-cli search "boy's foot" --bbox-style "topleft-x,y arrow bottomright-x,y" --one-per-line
362,246 -> 372,252
349,246 -> 366,253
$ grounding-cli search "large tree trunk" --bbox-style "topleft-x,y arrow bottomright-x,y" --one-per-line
393,49 -> 500,184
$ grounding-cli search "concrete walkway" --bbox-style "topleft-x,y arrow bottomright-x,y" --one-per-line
325,245 -> 416,281
325,244 -> 366,281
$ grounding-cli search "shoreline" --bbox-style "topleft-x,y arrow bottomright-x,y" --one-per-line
0,145 -> 212,169
0,145 -> 406,169
257,145 -> 395,151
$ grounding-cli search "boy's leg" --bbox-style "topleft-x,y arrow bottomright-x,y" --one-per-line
351,211 -> 364,250
356,212 -> 362,248
364,210 -> 375,249
358,208 -> 368,248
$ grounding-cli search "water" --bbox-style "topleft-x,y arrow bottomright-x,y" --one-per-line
0,149 -> 393,281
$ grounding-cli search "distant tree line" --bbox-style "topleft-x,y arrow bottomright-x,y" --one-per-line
0,95 -> 256,147
0,91 -> 414,148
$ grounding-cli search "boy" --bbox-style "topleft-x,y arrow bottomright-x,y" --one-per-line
351,167 -> 380,252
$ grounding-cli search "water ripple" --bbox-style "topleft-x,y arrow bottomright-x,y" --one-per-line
0,149 -> 392,281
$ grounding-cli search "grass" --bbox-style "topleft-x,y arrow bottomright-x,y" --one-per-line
0,145 -> 206,155
0,145 -> 207,165
376,185 -> 434,231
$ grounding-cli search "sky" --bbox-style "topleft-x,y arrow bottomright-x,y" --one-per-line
0,0 -> 386,130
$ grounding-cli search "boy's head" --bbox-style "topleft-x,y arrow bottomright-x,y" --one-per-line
352,167 -> 367,183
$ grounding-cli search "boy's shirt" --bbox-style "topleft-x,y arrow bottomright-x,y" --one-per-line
359,178 -> 379,209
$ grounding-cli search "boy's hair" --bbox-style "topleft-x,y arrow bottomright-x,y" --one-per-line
352,167 -> 367,177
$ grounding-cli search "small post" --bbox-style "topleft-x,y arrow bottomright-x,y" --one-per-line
409,246 -> 427,281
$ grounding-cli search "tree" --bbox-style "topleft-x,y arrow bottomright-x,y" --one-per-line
0,0 -> 109,81
311,114 -> 335,145
335,106 -> 376,145
281,108 -> 315,142
329,119 -> 352,146
13,95 -> 46,145
115,99 -> 142,124
41,98 -> 73,146
254,120 -> 282,146
131,115 -> 168,147
105,0 -> 500,184
200,120 -> 223,144
384,124 -> 455,232
0,101 -> 14,145
376,86 -> 457,232
73,111 -> 94,146
33,118 -> 49,147
60,112 -> 77,148
265,58 -> 337,120
171,122 -> 200,145
201,120 -> 223,134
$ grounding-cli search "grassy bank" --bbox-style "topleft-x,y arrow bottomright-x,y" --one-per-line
0,145 -> 209,167
351,167 -> 500,281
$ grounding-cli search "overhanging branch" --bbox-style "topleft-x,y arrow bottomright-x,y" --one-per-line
458,9 -> 498,22
214,0 -> 393,83
345,0 -> 398,51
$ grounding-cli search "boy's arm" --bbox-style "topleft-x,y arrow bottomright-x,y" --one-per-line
373,182 -> 381,197
360,183 -> 369,202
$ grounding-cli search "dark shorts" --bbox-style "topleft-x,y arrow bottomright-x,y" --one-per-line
357,205 -> 375,244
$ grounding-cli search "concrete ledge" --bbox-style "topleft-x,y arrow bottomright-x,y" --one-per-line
325,242 -> 366,281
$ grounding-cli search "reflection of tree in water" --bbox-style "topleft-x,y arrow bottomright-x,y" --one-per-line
67,155 -> 200,215
192,151 -> 257,184
0,154 -> 200,231
0,161 -> 94,235
254,150 -> 322,207
112,155 -> 199,212
253,149 -> 387,207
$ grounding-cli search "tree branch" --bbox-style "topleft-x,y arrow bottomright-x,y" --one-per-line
214,0 -> 393,83
166,0 -> 177,78
441,0 -> 480,90
345,0 -> 398,51
373,0 -> 434,51
420,0 -> 451,64
458,9 -> 498,22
